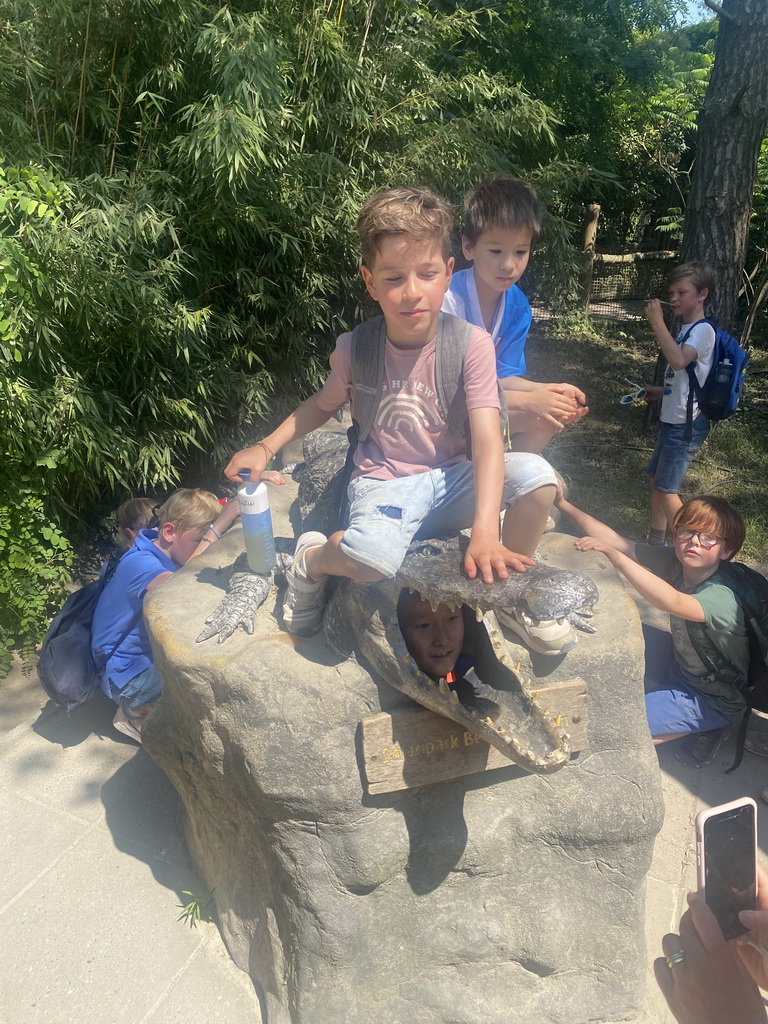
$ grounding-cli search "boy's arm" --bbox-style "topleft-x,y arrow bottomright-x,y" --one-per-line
464,407 -> 535,582
644,300 -> 698,371
556,496 -> 637,559
582,541 -> 706,621
224,393 -> 336,483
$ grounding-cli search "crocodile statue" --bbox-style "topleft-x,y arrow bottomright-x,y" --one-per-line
197,431 -> 599,774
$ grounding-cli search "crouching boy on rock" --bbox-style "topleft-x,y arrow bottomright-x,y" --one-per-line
556,491 -> 748,766
225,187 -> 574,656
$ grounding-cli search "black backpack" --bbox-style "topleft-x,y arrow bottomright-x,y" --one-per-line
38,559 -> 140,713
685,562 -> 768,772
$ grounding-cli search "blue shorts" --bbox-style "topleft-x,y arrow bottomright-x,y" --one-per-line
108,664 -> 163,709
340,453 -> 556,578
646,414 -> 710,494
643,624 -> 734,736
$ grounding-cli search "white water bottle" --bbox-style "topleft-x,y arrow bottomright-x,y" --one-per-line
237,470 -> 276,575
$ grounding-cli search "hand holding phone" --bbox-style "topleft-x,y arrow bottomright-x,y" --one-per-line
696,797 -> 758,941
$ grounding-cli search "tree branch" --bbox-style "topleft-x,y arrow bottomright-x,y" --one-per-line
703,0 -> 739,22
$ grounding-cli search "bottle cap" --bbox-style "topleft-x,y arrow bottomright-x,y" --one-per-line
238,468 -> 251,480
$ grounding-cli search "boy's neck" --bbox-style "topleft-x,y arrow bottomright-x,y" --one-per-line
681,561 -> 722,588
682,303 -> 707,325
472,268 -> 503,333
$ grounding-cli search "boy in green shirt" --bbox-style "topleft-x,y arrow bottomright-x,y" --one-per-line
555,492 -> 748,766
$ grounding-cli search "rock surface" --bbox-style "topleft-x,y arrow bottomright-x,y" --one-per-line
143,447 -> 664,1024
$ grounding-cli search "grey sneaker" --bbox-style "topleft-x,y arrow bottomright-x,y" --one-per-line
497,606 -> 577,656
283,532 -> 329,636
113,704 -> 144,744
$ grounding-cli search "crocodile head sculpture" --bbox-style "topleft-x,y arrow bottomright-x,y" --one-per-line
198,431 -> 599,774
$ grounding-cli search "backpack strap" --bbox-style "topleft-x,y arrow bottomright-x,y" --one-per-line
679,319 -> 707,442
435,312 -> 473,439
350,317 -> 387,442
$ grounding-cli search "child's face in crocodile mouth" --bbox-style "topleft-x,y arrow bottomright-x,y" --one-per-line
397,591 -> 464,682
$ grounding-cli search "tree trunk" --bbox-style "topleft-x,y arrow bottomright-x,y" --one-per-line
681,0 -> 768,331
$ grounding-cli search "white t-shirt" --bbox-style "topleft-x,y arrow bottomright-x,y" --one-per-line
660,320 -> 716,424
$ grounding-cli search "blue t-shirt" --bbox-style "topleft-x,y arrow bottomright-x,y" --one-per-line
91,529 -> 176,693
442,268 -> 532,378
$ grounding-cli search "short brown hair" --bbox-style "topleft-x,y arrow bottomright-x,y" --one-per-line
668,261 -> 715,299
356,187 -> 453,268
116,497 -> 156,534
156,489 -> 221,535
462,176 -> 544,245
673,496 -> 745,559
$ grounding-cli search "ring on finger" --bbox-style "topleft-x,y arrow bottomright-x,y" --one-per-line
665,949 -> 686,969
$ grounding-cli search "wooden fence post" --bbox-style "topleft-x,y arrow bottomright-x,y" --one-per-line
579,204 -> 601,315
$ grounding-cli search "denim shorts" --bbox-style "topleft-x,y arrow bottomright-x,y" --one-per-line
646,414 -> 710,494
339,452 -> 556,578
643,624 -> 733,736
108,664 -> 163,709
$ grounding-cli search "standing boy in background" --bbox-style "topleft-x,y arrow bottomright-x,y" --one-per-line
442,176 -> 588,454
643,262 -> 717,545
226,187 -> 576,656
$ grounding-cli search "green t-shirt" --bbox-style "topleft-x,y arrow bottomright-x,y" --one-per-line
636,545 -> 748,716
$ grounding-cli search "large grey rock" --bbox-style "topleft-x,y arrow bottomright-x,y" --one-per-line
143,471 -> 663,1024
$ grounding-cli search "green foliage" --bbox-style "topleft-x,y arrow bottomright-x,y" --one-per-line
0,472 -> 73,675
177,889 -> 213,928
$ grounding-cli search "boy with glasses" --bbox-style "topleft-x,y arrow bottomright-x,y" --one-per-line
554,492 -> 748,766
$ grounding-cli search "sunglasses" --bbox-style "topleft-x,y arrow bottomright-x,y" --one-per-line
675,528 -> 724,549
619,378 -> 646,405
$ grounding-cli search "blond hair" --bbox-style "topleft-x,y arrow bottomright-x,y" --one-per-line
156,489 -> 221,534
673,496 -> 745,559
357,187 -> 453,268
462,176 -> 544,244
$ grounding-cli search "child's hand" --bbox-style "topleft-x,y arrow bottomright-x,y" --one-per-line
464,536 -> 536,583
224,446 -> 285,485
574,536 -> 618,561
644,299 -> 666,328
524,387 -> 585,429
643,385 -> 663,402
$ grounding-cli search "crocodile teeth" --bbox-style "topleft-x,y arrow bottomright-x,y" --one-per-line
403,654 -> 412,663
483,716 -> 493,725
554,714 -> 562,727
438,679 -> 449,694
449,690 -> 459,704
475,606 -> 483,622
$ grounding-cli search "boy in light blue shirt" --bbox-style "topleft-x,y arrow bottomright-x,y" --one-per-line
443,177 -> 588,454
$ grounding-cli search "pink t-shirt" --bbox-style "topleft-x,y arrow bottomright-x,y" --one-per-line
316,325 -> 500,480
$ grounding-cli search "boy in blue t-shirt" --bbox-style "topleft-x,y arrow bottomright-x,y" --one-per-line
442,176 -> 588,455
92,488 -> 238,743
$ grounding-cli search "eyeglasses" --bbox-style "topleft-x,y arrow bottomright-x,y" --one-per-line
675,528 -> 724,549
619,377 -> 646,405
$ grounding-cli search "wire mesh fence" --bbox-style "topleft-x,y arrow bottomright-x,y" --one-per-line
587,251 -> 679,320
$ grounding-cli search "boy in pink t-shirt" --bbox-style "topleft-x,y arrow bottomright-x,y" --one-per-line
225,187 -> 573,656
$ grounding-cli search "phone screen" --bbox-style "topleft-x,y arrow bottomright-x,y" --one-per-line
703,802 -> 757,939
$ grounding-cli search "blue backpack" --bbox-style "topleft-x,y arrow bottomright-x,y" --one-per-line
683,317 -> 748,434
38,558 -> 140,712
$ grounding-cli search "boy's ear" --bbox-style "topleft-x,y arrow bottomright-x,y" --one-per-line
699,287 -> 710,303
461,236 -> 475,261
360,264 -> 377,300
159,521 -> 177,543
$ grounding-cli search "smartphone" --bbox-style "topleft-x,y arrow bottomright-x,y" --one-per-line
696,797 -> 758,940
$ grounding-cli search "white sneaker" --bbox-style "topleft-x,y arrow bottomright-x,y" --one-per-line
113,704 -> 144,744
496,606 -> 577,657
283,532 -> 329,636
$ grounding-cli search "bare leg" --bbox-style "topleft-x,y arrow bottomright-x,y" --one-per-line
653,732 -> 687,745
501,484 -> 556,558
304,532 -> 387,584
506,409 -> 559,456
652,488 -> 683,532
